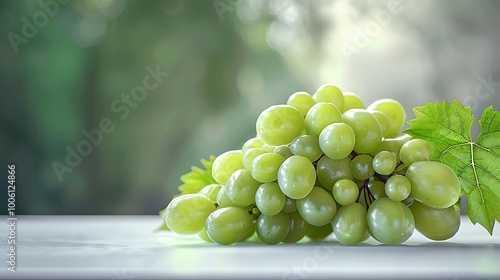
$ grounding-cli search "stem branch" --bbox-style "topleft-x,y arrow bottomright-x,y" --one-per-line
374,172 -> 387,183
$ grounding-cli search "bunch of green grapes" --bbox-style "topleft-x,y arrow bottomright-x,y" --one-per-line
163,85 -> 462,245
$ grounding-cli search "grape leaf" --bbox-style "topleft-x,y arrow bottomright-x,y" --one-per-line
177,155 -> 217,195
405,100 -> 500,234
155,208 -> 170,231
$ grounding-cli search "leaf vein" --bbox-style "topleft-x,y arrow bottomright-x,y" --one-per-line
413,109 -> 470,142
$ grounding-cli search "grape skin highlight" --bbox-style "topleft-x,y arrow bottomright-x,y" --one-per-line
367,99 -> 406,138
206,207 -> 254,245
277,155 -> 316,199
256,105 -> 304,146
367,198 -> 415,245
319,123 -> 356,160
212,150 -> 244,185
342,109 -> 383,154
165,194 -> 216,235
406,161 -> 460,209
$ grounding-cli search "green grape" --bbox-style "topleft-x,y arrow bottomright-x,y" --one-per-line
242,137 -> 265,152
242,148 -> 268,170
350,155 -> 375,180
395,166 -> 409,176
226,169 -> 261,207
251,206 -> 261,217
289,135 -> 323,162
274,145 -> 293,158
316,156 -> 354,191
315,176 -> 326,189
240,224 -> 256,242
399,139 -> 433,166
368,180 -> 387,199
332,179 -> 359,206
406,161 -> 460,209
370,110 -> 391,137
360,230 -> 371,242
256,212 -> 290,244
287,91 -> 316,117
385,175 -> 411,202
342,92 -> 365,112
342,109 -> 383,153
283,211 -> 309,243
256,105 -> 304,146
212,150 -> 244,184
306,224 -> 333,241
402,196 -> 414,206
371,140 -> 400,158
366,99 -> 406,138
262,143 -> 277,153
367,198 -> 415,245
296,187 -> 337,226
255,182 -> 286,216
371,134 -> 410,159
313,84 -> 345,112
216,186 -> 240,208
410,201 -> 460,241
197,228 -> 213,242
319,123 -> 356,160
278,155 -> 316,199
250,153 -> 286,182
165,194 -> 216,235
372,151 -> 397,175
304,102 -> 343,136
198,183 -> 223,202
282,196 -> 297,213
206,207 -> 254,245
331,203 -> 367,245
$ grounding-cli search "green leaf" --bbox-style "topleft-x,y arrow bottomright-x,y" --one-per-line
405,100 -> 500,234
177,155 -> 217,195
155,208 -> 170,232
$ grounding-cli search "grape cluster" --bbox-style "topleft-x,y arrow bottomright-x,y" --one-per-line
163,85 -> 462,245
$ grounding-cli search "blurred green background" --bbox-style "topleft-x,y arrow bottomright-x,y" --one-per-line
1,0 -> 499,214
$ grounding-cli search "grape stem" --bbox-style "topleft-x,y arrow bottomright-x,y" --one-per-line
373,172 -> 387,183
356,179 -> 376,208
391,161 -> 405,175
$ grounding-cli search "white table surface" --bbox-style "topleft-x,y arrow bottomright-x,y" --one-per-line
0,215 -> 499,280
